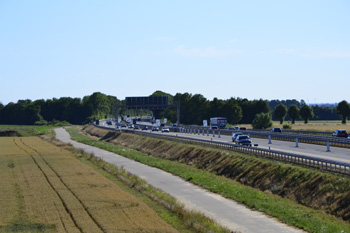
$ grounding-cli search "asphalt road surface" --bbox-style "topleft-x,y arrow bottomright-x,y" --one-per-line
55,128 -> 304,233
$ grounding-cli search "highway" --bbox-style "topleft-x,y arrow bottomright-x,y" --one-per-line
101,120 -> 350,165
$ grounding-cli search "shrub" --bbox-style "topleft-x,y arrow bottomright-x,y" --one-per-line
283,124 -> 291,129
252,113 -> 273,129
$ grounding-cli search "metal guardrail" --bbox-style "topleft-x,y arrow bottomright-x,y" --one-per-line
172,127 -> 350,148
94,124 -> 350,176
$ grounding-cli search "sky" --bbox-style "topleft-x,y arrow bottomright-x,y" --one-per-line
1,0 -> 349,105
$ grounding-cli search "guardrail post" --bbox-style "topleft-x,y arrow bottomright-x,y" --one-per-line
296,138 -> 299,147
327,141 -> 331,152
207,129 -> 209,136
198,128 -> 200,135
268,135 -> 272,144
218,130 -> 221,138
212,130 -> 215,137
202,129 -> 204,136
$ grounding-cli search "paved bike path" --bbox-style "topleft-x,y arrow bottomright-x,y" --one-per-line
55,128 -> 304,233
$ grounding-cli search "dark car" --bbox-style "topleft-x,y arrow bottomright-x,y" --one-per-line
332,129 -> 349,138
232,132 -> 244,142
235,135 -> 252,146
141,125 -> 148,130
134,125 -> 139,129
271,127 -> 282,133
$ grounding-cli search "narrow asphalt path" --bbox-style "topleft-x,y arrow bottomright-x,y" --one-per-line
55,128 -> 304,233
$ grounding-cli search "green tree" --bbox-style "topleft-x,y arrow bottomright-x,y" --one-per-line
252,112 -> 273,129
299,104 -> 314,124
273,103 -> 287,124
222,98 -> 242,124
336,100 -> 350,124
287,104 -> 300,124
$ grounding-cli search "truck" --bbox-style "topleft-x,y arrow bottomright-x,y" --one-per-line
210,117 -> 227,129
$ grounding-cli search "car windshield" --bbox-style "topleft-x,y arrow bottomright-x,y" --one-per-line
239,136 -> 248,139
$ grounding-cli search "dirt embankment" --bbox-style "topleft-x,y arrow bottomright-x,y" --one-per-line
83,125 -> 350,221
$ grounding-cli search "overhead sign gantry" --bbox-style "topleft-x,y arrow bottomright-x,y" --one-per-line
116,96 -> 180,125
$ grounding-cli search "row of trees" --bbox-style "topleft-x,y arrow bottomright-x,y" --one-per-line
1,90 -> 349,127
154,91 -> 270,126
0,92 -> 121,125
272,100 -> 350,125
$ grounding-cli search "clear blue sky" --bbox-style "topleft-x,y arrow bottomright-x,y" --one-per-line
1,0 -> 349,105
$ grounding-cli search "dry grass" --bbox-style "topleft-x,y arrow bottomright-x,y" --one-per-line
0,136 -> 178,233
238,120 -> 350,132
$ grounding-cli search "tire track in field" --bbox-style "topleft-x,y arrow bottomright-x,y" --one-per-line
13,138 -> 106,233
12,138 -> 76,233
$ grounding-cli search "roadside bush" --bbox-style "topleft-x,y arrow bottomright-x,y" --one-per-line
252,113 -> 273,129
283,124 -> 291,129
34,119 -> 48,125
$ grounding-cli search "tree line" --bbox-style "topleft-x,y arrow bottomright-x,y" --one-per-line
0,91 -> 349,127
0,92 -> 120,125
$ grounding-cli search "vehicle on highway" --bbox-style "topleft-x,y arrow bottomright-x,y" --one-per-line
227,126 -> 239,130
232,132 -> 244,142
106,119 -> 112,125
161,127 -> 170,133
235,135 -> 252,146
172,124 -> 177,127
238,127 -> 246,131
141,125 -> 148,130
271,127 -> 282,133
120,123 -> 127,128
128,124 -> 134,129
134,125 -> 139,129
210,117 -> 227,129
332,129 -> 349,138
152,126 -> 159,131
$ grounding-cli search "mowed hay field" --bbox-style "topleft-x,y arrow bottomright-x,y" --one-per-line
239,120 -> 350,132
0,136 -> 178,233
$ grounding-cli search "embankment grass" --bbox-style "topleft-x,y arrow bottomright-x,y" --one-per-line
68,126 -> 350,233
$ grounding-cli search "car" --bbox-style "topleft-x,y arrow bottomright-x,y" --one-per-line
332,129 -> 349,138
160,123 -> 165,127
172,124 -> 177,127
227,126 -> 239,130
232,132 -> 244,142
152,126 -> 159,131
271,127 -> 282,133
141,125 -> 148,130
120,123 -> 127,128
134,125 -> 139,129
235,135 -> 252,146
211,126 -> 218,130
238,127 -> 246,131
128,124 -> 134,128
161,127 -> 170,132
106,119 -> 112,125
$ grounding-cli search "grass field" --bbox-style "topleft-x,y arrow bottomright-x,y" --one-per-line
0,136 -> 178,233
237,120 -> 350,132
